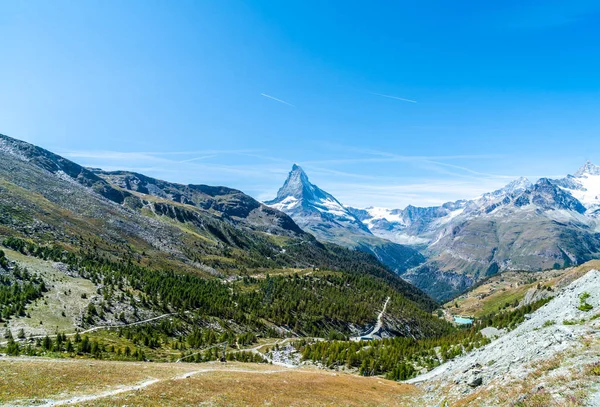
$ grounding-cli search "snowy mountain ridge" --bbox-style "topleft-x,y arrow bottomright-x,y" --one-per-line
266,164 -> 371,234
265,165 -> 425,274
267,161 -> 600,301
357,161 -> 600,245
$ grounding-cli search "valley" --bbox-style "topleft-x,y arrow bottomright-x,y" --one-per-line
1,262 -> 599,406
4,2 -> 600,405
0,133 -> 599,406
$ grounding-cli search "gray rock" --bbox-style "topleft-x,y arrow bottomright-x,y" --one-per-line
407,269 -> 600,389
480,326 -> 505,339
467,374 -> 483,387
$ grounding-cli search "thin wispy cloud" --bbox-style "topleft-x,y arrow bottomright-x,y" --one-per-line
303,145 -> 504,169
328,180 -> 506,208
59,148 -> 261,160
369,92 -> 417,103
422,160 -> 515,179
179,155 -> 217,163
302,154 -> 502,167
260,93 -> 295,107
56,145 -> 562,210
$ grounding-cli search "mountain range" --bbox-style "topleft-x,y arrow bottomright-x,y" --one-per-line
0,133 -> 445,337
267,162 -> 600,301
2,132 -> 600,404
2,131 -> 598,304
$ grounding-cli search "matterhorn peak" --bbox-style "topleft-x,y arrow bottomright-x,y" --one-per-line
265,164 -> 375,239
574,160 -> 600,177
266,164 -> 320,204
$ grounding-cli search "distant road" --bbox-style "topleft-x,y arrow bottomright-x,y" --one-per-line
350,296 -> 390,341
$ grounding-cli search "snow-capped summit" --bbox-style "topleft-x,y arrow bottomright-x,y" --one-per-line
265,165 -> 425,273
266,164 -> 356,221
497,176 -> 533,196
557,161 -> 600,211
271,164 -> 333,205
574,160 -> 600,177
272,164 -> 310,200
266,164 -> 367,229
478,176 -> 533,202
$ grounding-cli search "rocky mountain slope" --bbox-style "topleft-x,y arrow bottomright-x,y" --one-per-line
0,133 -> 444,339
409,267 -> 600,406
444,260 -> 600,319
350,163 -> 600,301
265,165 -> 425,274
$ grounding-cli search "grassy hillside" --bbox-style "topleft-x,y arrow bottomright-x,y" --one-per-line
443,260 -> 600,319
0,133 -> 451,354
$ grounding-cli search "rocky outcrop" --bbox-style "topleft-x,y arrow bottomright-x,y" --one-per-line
408,269 -> 600,402
94,170 -> 306,237
519,285 -> 555,307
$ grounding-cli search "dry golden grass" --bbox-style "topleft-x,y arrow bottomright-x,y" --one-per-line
554,260 -> 600,288
82,367 -> 417,407
0,358 -> 418,407
0,357 -> 197,404
528,354 -> 563,379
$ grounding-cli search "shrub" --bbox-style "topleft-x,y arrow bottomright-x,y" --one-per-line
578,292 -> 593,312
542,320 -> 555,328
589,362 -> 600,376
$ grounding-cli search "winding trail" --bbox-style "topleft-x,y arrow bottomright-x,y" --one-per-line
3,362 -> 306,407
76,313 -> 177,335
0,313 -> 176,346
32,379 -> 161,407
351,296 -> 390,341
175,341 -> 228,363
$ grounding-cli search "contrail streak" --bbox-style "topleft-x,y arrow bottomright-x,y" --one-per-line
370,92 -> 417,103
261,93 -> 295,107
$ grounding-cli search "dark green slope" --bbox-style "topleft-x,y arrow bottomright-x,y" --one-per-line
0,133 -> 447,337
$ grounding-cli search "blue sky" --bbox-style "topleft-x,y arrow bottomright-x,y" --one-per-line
1,1 -> 600,208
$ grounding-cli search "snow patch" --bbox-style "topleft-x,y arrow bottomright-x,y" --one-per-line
365,207 -> 406,224
434,208 -> 465,225
315,198 -> 352,218
269,196 -> 300,212
563,173 -> 600,209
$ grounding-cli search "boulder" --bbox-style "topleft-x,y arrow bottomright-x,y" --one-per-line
467,374 -> 483,388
